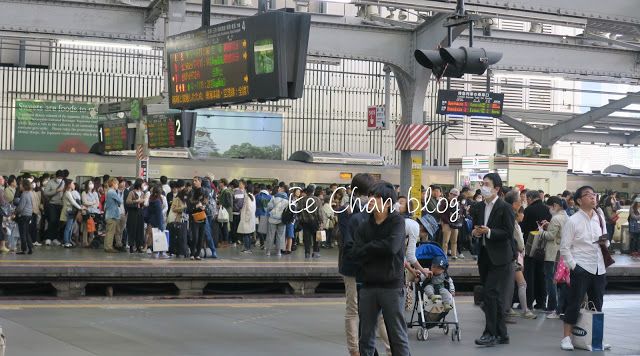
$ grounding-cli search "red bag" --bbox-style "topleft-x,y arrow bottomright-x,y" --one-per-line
86,217 -> 96,234
554,256 -> 570,286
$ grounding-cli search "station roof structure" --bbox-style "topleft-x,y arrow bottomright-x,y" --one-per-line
1,0 -> 639,145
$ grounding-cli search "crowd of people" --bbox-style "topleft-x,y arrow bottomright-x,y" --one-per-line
2,169 -> 639,354
0,171 -> 361,259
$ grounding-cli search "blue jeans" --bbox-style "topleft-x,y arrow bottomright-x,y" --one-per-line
544,261 -> 557,311
204,216 -> 217,257
63,212 -> 75,244
242,234 -> 252,251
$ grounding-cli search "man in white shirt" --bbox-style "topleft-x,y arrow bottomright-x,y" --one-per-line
559,186 -> 610,351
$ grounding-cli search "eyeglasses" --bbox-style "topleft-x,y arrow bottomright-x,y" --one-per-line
580,192 -> 596,198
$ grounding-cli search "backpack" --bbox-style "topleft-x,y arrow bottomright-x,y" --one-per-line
281,204 -> 295,225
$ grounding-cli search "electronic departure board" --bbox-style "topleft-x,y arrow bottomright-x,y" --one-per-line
146,112 -> 198,149
167,11 -> 311,109
98,119 -> 129,152
436,90 -> 504,117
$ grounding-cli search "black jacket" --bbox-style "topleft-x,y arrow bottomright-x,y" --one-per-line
340,208 -> 369,277
522,199 -> 551,243
350,212 -> 406,289
471,197 -> 515,266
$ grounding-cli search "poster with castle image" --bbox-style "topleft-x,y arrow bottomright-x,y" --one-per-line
192,110 -> 283,160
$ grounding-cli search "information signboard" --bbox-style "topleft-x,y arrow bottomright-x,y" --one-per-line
436,90 -> 504,117
98,119 -> 129,152
167,11 -> 310,109
147,114 -> 181,149
367,105 -> 387,130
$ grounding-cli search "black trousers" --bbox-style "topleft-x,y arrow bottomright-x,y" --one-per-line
17,215 -> 33,253
45,204 -> 62,240
190,221 -> 205,257
478,248 -> 510,338
231,214 -> 241,244
30,214 -> 39,243
564,265 -> 606,325
302,224 -> 319,254
126,210 -> 144,250
524,256 -> 547,309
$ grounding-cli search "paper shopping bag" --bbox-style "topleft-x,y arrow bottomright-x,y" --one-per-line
315,230 -> 326,242
571,303 -> 604,351
152,228 -> 169,252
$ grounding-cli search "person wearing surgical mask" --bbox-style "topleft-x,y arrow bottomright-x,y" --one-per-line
470,173 -> 515,347
539,196 -> 569,320
81,180 -> 101,247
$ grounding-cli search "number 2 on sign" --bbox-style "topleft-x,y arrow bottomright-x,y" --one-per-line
176,119 -> 182,136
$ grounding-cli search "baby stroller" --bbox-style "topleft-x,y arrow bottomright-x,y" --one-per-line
406,242 -> 461,342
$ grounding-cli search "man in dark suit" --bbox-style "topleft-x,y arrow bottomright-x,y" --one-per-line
522,190 -> 552,310
471,173 -> 515,347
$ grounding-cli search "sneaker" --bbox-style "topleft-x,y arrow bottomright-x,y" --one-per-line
451,256 -> 458,260
45,239 -> 52,246
547,312 -> 561,319
603,344 -> 611,350
63,243 -> 72,248
560,336 -> 574,351
458,253 -> 465,259
522,310 -> 537,319
312,252 -> 320,258
507,308 -> 518,317
241,250 -> 252,254
52,239 -> 61,246
146,248 -> 152,254
33,242 -> 42,247
276,253 -> 282,257
0,247 -> 9,253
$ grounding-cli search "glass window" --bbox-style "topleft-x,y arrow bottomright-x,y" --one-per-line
254,39 -> 274,75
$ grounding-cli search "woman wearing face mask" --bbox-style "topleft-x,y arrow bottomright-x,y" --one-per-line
81,180 -> 101,247
60,179 -> 86,248
540,196 -> 569,319
126,179 -> 146,253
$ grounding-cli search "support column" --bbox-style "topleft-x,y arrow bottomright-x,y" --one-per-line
288,281 -> 319,296
175,281 -> 208,296
52,281 -> 87,298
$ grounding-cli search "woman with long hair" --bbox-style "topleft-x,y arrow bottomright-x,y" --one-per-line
60,179 -> 85,248
81,180 -> 100,247
125,179 -> 146,253
237,184 -> 256,254
146,185 -> 166,258
503,190 -> 537,320
187,177 -> 207,260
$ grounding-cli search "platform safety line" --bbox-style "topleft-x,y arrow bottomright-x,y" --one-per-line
0,260 -> 341,266
0,299 -> 474,310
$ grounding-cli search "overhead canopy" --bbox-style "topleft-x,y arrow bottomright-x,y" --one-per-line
288,151 -> 385,166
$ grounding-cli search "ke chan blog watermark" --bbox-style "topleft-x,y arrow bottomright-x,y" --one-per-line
287,186 -> 460,223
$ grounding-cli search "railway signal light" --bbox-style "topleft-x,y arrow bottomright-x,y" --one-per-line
414,47 -> 502,79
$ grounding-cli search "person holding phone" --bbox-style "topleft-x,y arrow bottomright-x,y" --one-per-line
559,186 -> 610,351
470,173 -> 515,347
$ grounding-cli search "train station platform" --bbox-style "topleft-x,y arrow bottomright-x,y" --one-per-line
1,247 -> 639,298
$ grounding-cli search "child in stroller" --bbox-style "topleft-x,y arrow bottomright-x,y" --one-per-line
407,242 -> 461,342
424,256 -> 455,311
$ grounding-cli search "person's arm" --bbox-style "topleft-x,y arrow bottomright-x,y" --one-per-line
112,190 -> 123,206
560,218 -> 577,270
405,222 -> 418,266
354,216 -> 405,257
514,224 -> 525,252
67,191 -> 83,210
43,182 -> 56,198
486,203 -> 515,241
543,216 -> 561,242
448,276 -> 455,295
81,192 -> 91,207
125,191 -> 138,208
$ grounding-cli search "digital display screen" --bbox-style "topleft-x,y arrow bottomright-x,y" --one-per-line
168,19 -> 250,109
98,119 -> 128,152
147,114 -> 183,149
436,90 -> 504,117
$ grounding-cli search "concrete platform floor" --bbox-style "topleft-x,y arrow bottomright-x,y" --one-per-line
0,295 -> 639,356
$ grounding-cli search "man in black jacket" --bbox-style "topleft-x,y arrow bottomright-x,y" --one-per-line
471,173 -> 515,347
350,181 -> 410,356
522,190 -> 552,310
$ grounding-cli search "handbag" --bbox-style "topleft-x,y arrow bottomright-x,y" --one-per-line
86,216 -> 96,234
571,302 -> 605,351
192,210 -> 207,223
554,256 -> 570,285
151,227 -> 169,252
596,209 -> 615,268
217,206 -> 230,223
315,230 -> 326,242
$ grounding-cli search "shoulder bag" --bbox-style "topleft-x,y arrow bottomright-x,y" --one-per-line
595,209 -> 615,268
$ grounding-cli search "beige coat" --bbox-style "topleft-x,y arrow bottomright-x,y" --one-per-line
237,193 -> 256,234
541,210 -> 568,262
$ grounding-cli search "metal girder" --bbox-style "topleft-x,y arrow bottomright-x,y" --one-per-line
452,30 -> 640,79
560,133 -> 640,146
584,32 -> 640,51
0,0 -> 155,41
504,109 -> 640,128
540,91 -> 640,145
499,114 -> 542,143
355,0 -> 640,27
